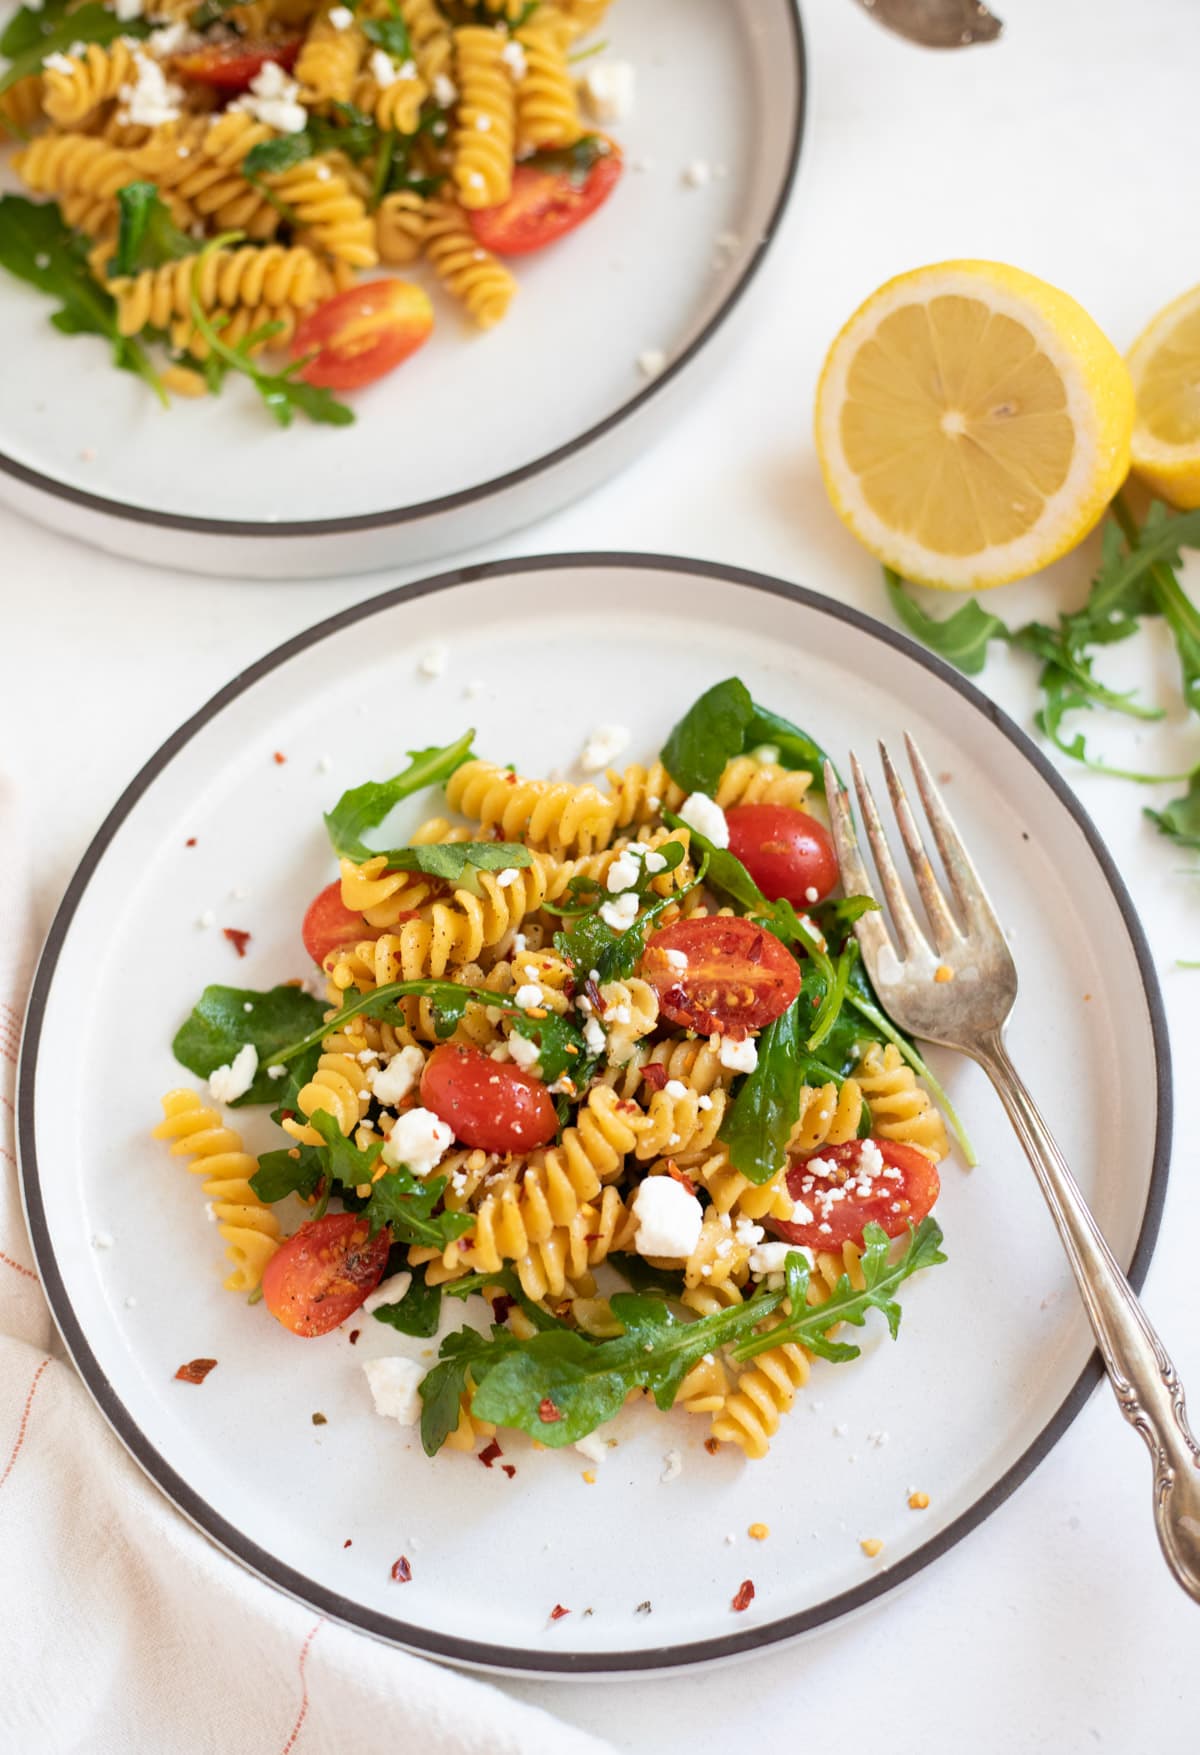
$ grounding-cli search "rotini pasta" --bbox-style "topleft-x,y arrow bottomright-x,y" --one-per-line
421,196 -> 516,328
451,25 -> 515,209
41,40 -> 140,129
296,6 -> 367,105
514,20 -> 582,151
153,1090 -> 281,1292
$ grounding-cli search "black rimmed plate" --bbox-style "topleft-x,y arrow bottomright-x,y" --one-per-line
18,555 -> 1169,1674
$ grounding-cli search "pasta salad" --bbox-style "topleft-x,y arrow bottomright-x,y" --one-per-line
158,679 -> 958,1462
0,0 -> 624,425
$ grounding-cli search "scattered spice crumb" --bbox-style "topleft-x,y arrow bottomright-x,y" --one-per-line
860,1537 -> 884,1558
938,771 -> 953,784
1083,993 -> 1092,1002
501,1463 -> 516,1479
347,1329 -> 360,1345
311,1412 -> 327,1426
582,1607 -> 594,1619
273,751 -> 287,765
390,1555 -> 413,1583
478,1438 -> 504,1469
908,1491 -> 930,1510
549,1604 -> 571,1622
343,1539 -> 352,1549
934,964 -> 954,983
185,836 -> 197,847
582,1470 -> 596,1484
538,1397 -> 562,1423
635,1601 -> 652,1615
748,1522 -> 769,1541
223,927 -> 251,958
174,1358 -> 217,1384
731,1579 -> 755,1612
704,1437 -> 720,1455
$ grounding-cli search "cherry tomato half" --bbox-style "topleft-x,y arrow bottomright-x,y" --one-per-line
725,805 -> 839,907
173,38 -> 301,92
641,915 -> 800,1039
262,1213 -> 390,1337
771,1138 -> 941,1250
420,1042 -> 558,1154
302,880 -> 367,968
467,139 -> 623,257
291,279 -> 433,391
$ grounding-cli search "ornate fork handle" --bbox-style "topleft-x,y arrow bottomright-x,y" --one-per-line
977,1028 -> 1200,1601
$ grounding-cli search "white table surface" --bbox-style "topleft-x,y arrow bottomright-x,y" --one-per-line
6,0 -> 1199,1747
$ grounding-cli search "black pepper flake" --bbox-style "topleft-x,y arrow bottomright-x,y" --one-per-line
312,1412 -> 327,1426
635,1601 -> 652,1615
582,1608 -> 594,1619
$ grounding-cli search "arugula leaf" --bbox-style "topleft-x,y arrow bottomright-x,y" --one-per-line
719,999 -> 804,1186
661,678 -> 753,795
553,843 -> 699,988
323,734 -> 475,862
243,133 -> 316,178
361,0 -> 411,60
884,568 -> 1011,676
372,1262 -> 443,1337
0,0 -> 70,59
740,704 -> 837,792
733,1219 -> 946,1362
1034,668 -> 1188,783
172,983 -> 328,1105
308,1110 -> 472,1246
443,1263 -> 570,1334
419,1326 -> 514,1455
110,182 -> 199,279
250,1143 -> 324,1204
0,197 -> 165,402
1146,772 -> 1200,850
807,938 -> 858,1055
607,1253 -> 685,1298
0,3 -> 149,93
376,840 -> 531,882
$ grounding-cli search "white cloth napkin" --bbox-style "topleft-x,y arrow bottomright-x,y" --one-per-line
0,781 -> 613,1755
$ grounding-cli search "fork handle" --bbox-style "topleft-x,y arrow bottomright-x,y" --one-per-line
975,1030 -> 1200,1602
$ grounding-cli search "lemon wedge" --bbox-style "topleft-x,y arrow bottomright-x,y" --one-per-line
815,261 -> 1134,590
1128,284 -> 1200,509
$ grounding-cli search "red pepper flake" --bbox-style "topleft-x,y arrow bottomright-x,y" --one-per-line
273,751 -> 287,765
538,1397 -> 562,1424
665,1158 -> 697,1197
640,1062 -> 668,1092
185,836 -> 197,848
223,927 -> 251,958
343,1538 -> 352,1548
549,1604 -> 570,1621
478,1437 -> 504,1469
501,1463 -> 516,1479
583,1232 -> 601,1244
563,975 -> 577,1001
347,1329 -> 360,1345
584,977 -> 604,1014
705,1437 -> 721,1455
490,1292 -> 516,1325
390,1555 -> 412,1583
175,1358 -> 217,1385
731,1579 -> 755,1612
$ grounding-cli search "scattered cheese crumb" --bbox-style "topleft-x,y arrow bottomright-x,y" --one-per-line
514,983 -> 544,1011
583,1015 -> 606,1055
114,0 -> 143,20
637,348 -> 666,380
381,1107 -> 452,1176
599,891 -> 640,932
632,1177 -> 703,1259
362,1271 -> 413,1314
92,1231 -> 115,1250
682,159 -> 711,187
663,1079 -> 689,1101
580,59 -> 636,124
663,947 -> 688,970
232,59 -> 306,132
208,1043 -> 258,1105
661,1448 -> 683,1483
579,723 -> 630,772
507,1033 -> 541,1074
575,1431 -> 609,1464
500,38 -> 527,78
328,4 -> 353,25
679,791 -> 729,848
495,867 -> 520,888
417,645 -> 446,678
748,1240 -> 798,1276
433,71 -> 458,107
119,50 -> 184,126
605,849 -> 642,893
363,1355 -> 425,1425
371,1044 -> 424,1106
715,1033 -> 758,1075
43,51 -> 76,74
267,1064 -> 287,1080
196,909 -> 215,929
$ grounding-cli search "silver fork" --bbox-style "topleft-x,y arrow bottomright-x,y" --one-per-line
824,738 -> 1200,1603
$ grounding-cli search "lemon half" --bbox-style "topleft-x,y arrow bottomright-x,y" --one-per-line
815,261 -> 1134,590
1128,283 -> 1200,509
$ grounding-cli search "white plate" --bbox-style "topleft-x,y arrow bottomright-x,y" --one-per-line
0,1 -> 803,577
18,556 -> 1170,1675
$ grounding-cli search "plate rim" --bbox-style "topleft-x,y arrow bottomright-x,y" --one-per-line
17,552 -> 1173,1676
0,4 -> 806,542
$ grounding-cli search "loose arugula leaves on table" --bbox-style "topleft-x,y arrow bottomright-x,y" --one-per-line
0,3 -> 149,94
660,678 -> 836,798
372,1262 -> 443,1337
732,1220 -> 946,1363
109,183 -> 199,278
307,1110 -> 472,1247
323,733 -> 475,862
883,567 -> 1010,676
0,197 -> 165,402
172,983 -> 329,1105
1145,772 -> 1200,850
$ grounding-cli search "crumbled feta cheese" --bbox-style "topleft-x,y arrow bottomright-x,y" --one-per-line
146,21 -> 190,55
507,1033 -> 542,1074
119,50 -> 184,126
208,1043 -> 258,1104
512,932 -> 526,953
716,1034 -> 758,1075
599,891 -> 640,932
679,792 -> 728,848
514,983 -> 544,1011
232,59 -> 306,132
463,678 -> 484,699
805,885 -> 819,903
749,1240 -> 809,1275
43,51 -> 76,73
369,47 -> 399,86
500,38 -> 527,79
663,1079 -> 689,1100
644,850 -> 667,874
857,1138 -> 885,1178
583,1015 -> 606,1055
381,1106 -> 452,1176
632,1177 -> 703,1259
328,4 -> 353,26
92,1231 -> 115,1250
433,71 -> 458,108
608,1004 -> 631,1024
579,723 -> 630,772
575,1432 -> 610,1464
363,1355 -> 425,1424
637,348 -> 666,380
605,850 -> 642,894
474,112 -> 492,130
660,1447 -> 683,1484
697,1094 -> 713,1111
495,867 -> 520,888
732,1217 -> 764,1248
114,0 -> 142,18
370,1044 -> 424,1106
580,59 -> 636,124
663,947 -> 688,970
267,1063 -> 287,1080
362,1270 -> 413,1314
682,159 -> 711,187
196,909 -> 215,929
417,644 -> 446,678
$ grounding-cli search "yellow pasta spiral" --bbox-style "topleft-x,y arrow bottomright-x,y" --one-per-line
281,1050 -> 373,1146
514,19 -> 582,149
398,0 -> 453,85
711,1327 -> 811,1460
153,1090 -> 281,1292
557,0 -> 613,37
15,130 -> 146,205
446,759 -> 620,856
676,1351 -> 730,1417
681,1146 -> 795,1226
354,57 -> 427,132
376,188 -> 427,264
606,760 -> 685,830
852,1043 -> 950,1160
452,24 -> 514,209
714,757 -> 815,813
441,1386 -> 497,1451
337,818 -> 474,926
421,198 -> 516,327
297,5 -> 367,103
133,113 -> 281,240
787,1078 -> 864,1155
42,39 -> 140,128
269,155 -> 379,267
0,75 -> 41,138
107,245 -> 325,338
596,977 -> 658,1067
635,1079 -> 727,1162
683,1205 -> 753,1297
